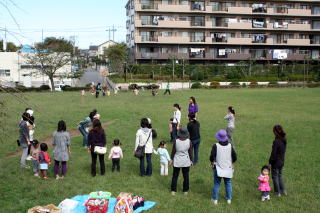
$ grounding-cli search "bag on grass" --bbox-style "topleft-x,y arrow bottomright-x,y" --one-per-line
114,193 -> 133,213
94,146 -> 107,155
132,195 -> 145,210
27,204 -> 61,213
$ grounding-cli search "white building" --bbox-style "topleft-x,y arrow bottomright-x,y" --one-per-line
0,46 -> 73,88
97,40 -> 116,57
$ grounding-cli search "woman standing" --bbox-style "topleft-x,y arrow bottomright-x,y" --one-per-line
135,118 -> 154,177
95,83 -> 102,98
269,125 -> 287,197
172,104 -> 181,142
19,112 -> 30,168
210,129 -> 237,205
188,97 -> 198,117
187,114 -> 201,165
88,120 -> 106,177
78,111 -> 95,148
171,127 -> 193,195
52,120 -> 71,179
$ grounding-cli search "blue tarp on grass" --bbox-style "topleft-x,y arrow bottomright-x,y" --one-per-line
70,195 -> 156,213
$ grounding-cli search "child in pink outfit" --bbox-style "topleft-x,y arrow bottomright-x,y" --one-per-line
258,165 -> 271,201
108,139 -> 123,172
169,118 -> 173,142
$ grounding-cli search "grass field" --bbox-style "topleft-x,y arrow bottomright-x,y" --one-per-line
0,88 -> 320,213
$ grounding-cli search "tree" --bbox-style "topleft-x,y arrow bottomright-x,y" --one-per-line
0,40 -> 20,52
26,37 -> 74,91
104,43 -> 128,73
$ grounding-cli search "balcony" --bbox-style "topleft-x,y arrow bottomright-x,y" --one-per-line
228,53 -> 251,60
135,36 -> 158,43
288,9 -> 311,16
287,24 -> 311,30
228,7 -> 252,14
158,20 -> 191,28
227,37 -> 252,44
287,39 -> 310,45
228,22 -> 252,29
157,4 -> 190,12
158,36 -> 190,43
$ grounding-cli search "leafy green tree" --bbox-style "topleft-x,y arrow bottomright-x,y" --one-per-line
0,40 -> 20,52
104,43 -> 128,73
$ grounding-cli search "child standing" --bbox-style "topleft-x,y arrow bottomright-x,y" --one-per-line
154,141 -> 172,176
172,104 -> 181,142
107,89 -> 111,96
224,106 -> 235,144
31,140 -> 40,177
102,89 -> 106,97
108,139 -> 123,172
258,165 -> 271,201
169,118 -> 174,142
39,143 -> 51,180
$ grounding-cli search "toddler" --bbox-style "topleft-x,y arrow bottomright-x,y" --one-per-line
258,165 -> 271,201
31,140 -> 40,177
102,89 -> 106,97
224,106 -> 235,144
154,141 -> 172,176
38,143 -> 51,180
169,118 -> 174,142
108,139 -> 123,172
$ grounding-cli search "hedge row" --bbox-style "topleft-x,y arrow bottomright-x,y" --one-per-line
191,82 -> 320,89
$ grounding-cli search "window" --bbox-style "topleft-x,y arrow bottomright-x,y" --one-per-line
162,0 -> 173,5
161,31 -> 173,37
178,47 -> 188,53
141,0 -> 154,9
0,69 -> 10,77
180,0 -> 189,5
178,32 -> 189,37
191,16 -> 205,26
191,1 -> 205,11
312,6 -> 320,14
209,2 -> 219,11
313,21 -> 320,29
179,16 -> 189,21
161,47 -> 173,53
190,32 -> 205,42
310,35 -> 320,44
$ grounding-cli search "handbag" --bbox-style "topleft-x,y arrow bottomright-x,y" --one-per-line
134,132 -> 151,158
94,146 -> 107,155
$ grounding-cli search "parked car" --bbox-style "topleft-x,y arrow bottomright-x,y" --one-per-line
54,84 -> 69,91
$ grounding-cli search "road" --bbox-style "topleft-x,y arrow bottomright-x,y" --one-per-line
78,68 -> 105,87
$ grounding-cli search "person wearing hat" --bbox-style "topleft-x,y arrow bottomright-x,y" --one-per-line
210,129 -> 237,205
170,126 -> 193,195
19,112 -> 31,168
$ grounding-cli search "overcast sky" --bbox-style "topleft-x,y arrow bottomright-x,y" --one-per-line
0,0 -> 127,48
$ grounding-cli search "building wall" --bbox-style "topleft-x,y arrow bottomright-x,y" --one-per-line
0,52 -> 73,87
98,41 -> 116,56
126,0 -> 320,64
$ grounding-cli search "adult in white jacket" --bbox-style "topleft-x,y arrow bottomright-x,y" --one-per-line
135,118 -> 154,176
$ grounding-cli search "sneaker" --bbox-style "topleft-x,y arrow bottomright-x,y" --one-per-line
26,155 -> 33,161
281,191 -> 288,196
171,191 -> 176,196
275,193 -> 281,197
266,195 -> 271,201
55,176 -> 61,180
21,165 -> 30,169
211,199 -> 218,205
43,177 -> 48,180
184,192 -> 188,195
34,173 -> 39,177
227,200 -> 231,205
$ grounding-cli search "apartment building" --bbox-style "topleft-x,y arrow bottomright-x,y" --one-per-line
125,0 -> 320,64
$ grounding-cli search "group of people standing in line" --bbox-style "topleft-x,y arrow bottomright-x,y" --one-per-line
18,95 -> 287,204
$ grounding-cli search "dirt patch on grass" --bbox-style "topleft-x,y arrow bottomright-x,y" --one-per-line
5,120 -> 117,159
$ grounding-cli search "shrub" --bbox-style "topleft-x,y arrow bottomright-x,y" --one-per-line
39,85 -> 50,91
269,81 -> 278,85
191,82 -> 202,89
306,82 -> 320,88
242,83 -> 247,88
229,82 -> 240,86
63,87 -> 90,91
61,85 -> 71,91
191,72 -> 204,81
249,81 -> 258,88
85,83 -> 92,87
210,81 -> 220,89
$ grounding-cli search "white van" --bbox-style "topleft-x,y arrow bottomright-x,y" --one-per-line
54,84 -> 65,91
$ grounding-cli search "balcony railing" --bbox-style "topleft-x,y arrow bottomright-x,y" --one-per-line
191,21 -> 205,27
141,36 -> 158,42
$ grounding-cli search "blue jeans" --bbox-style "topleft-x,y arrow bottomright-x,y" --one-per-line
32,159 -> 39,173
191,138 -> 201,164
139,153 -> 152,176
78,126 -> 88,147
212,168 -> 232,201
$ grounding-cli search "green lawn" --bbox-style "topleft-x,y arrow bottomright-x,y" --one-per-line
0,88 -> 320,213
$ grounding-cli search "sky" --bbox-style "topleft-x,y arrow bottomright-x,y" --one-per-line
0,0 -> 127,49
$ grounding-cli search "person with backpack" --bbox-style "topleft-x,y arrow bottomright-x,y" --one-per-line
19,112 -> 31,169
134,118 -> 154,177
39,143 -> 51,180
77,111 -> 96,148
210,129 -> 237,205
52,120 -> 71,180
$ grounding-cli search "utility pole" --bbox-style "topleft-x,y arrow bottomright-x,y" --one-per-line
3,26 -> 7,52
111,25 -> 117,41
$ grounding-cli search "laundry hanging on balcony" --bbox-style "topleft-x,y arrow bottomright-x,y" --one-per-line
252,4 -> 267,13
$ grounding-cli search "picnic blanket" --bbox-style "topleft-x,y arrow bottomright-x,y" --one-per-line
64,195 -> 156,213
